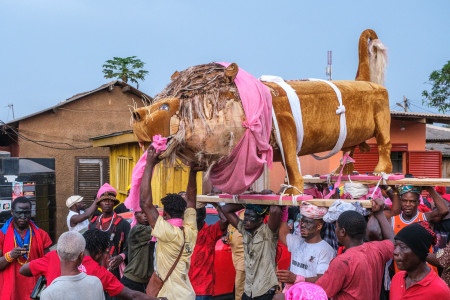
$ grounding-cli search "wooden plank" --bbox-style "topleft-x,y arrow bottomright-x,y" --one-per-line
197,195 -> 372,208
303,177 -> 450,186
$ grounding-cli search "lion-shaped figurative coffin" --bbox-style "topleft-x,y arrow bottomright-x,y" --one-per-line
132,29 -> 392,195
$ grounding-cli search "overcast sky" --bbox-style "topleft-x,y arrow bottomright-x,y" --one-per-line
1,0 -> 449,122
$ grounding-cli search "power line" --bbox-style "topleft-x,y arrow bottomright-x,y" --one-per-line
0,121 -> 93,150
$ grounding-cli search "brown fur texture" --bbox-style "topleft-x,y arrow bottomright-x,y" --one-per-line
132,29 -> 392,194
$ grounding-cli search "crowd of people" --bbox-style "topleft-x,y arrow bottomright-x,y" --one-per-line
1,145 -> 450,299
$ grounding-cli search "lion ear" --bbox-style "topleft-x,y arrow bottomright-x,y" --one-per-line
171,71 -> 180,81
224,63 -> 239,83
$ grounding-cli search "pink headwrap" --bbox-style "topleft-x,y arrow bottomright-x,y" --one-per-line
208,62 -> 273,195
285,282 -> 328,300
124,135 -> 167,226
97,183 -> 117,199
300,202 -> 328,219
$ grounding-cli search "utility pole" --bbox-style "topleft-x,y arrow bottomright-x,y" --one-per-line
7,104 -> 15,119
396,96 -> 409,112
325,50 -> 332,81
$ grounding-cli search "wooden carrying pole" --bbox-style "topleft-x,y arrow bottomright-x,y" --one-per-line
302,177 -> 450,187
197,195 -> 372,208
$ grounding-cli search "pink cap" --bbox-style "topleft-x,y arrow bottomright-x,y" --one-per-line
97,183 -> 117,199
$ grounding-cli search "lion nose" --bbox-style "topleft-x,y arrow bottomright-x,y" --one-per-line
133,112 -> 141,121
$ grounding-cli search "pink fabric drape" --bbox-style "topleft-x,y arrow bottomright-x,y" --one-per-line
209,62 -> 273,195
124,135 -> 167,227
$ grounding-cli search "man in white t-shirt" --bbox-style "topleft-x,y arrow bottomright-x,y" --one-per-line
66,195 -> 99,232
41,231 -> 104,300
278,202 -> 335,292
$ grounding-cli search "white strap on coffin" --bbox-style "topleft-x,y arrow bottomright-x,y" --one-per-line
260,75 -> 302,183
307,78 -> 347,160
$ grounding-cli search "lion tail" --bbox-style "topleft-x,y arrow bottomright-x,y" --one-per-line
355,29 -> 388,86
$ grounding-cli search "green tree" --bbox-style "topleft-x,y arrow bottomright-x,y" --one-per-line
422,61 -> 450,113
102,56 -> 149,89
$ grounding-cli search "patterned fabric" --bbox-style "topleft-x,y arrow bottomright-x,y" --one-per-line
436,244 -> 450,286
285,282 -> 328,300
323,200 -> 366,223
322,222 -> 338,253
399,185 -> 422,196
188,222 -> 224,296
300,202 -> 327,219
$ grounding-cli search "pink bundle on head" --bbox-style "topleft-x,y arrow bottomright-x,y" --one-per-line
124,135 -> 167,227
97,183 -> 117,199
300,202 -> 328,219
286,282 -> 328,300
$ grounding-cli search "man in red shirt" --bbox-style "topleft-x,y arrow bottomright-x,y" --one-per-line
188,205 -> 228,300
390,222 -> 450,299
0,197 -> 52,300
20,229 -> 160,300
316,198 -> 395,300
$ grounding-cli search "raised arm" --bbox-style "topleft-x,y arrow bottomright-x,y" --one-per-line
212,204 -> 229,232
372,198 -> 395,243
424,186 -> 449,223
278,207 -> 290,246
380,185 -> 401,218
267,205 -> 282,233
186,166 -> 202,209
221,204 -> 244,228
140,147 -> 162,228
70,198 -> 100,227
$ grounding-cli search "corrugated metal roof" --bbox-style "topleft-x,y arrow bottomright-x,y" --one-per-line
426,124 -> 450,142
391,111 -> 450,124
426,143 -> 450,157
6,81 -> 152,125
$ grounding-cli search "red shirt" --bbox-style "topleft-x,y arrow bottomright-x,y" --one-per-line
29,250 -> 123,296
316,240 -> 394,300
188,222 -> 223,296
390,269 -> 450,299
0,228 -> 52,300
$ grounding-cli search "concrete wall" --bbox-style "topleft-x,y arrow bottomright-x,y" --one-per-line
268,118 -> 427,191
17,86 -> 147,237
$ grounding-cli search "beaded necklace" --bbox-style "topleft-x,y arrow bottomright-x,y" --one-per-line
99,213 -> 116,232
14,225 -> 32,265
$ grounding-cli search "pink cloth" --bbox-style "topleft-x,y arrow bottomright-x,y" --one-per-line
152,134 -> 168,152
300,202 -> 328,219
281,207 -> 289,222
209,62 -> 273,195
124,135 -> 167,227
283,275 -> 305,293
151,218 -> 183,242
285,282 -> 328,300
97,183 -> 117,199
303,187 -> 323,199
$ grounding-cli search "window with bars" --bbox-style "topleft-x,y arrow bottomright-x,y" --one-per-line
117,156 -> 132,194
75,157 -> 109,204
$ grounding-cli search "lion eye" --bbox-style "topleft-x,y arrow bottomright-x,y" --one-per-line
159,104 -> 169,111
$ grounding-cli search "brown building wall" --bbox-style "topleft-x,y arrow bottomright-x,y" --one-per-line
17,86 -> 147,237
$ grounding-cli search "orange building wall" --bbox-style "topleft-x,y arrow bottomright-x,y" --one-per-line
268,118 -> 426,191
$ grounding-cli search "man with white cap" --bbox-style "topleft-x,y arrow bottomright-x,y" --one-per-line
277,202 -> 335,293
66,195 -> 99,232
